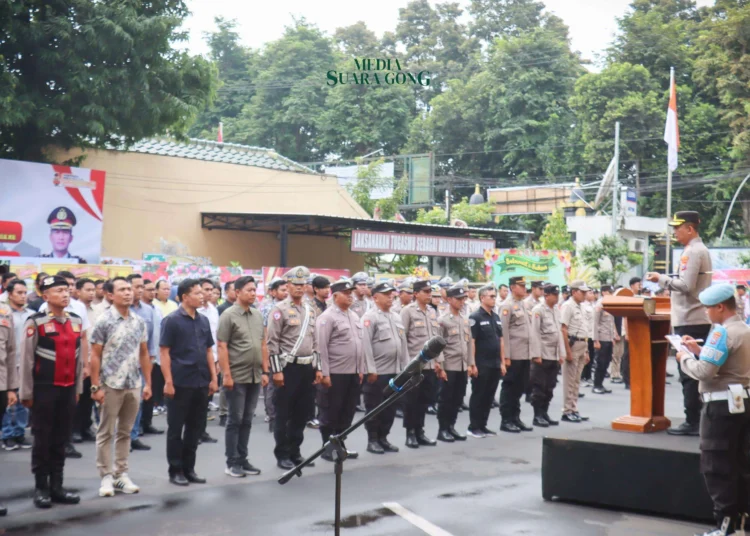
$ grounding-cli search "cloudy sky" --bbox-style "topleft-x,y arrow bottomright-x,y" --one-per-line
182,0 -> 713,65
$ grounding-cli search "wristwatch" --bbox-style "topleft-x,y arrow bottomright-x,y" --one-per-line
262,372 -> 270,377
90,385 -> 100,394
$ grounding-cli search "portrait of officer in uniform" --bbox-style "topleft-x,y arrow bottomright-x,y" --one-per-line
40,207 -> 85,262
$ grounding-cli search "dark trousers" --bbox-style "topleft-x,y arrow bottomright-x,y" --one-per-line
582,340 -> 595,381
142,364 -> 164,429
319,373 -> 361,442
675,324 -> 711,425
166,386 -> 208,476
530,360 -> 559,410
32,385 -> 75,477
73,377 -> 93,435
700,401 -> 750,522
0,390 -> 6,433
438,370 -> 467,430
469,366 -> 501,430
622,341 -> 631,387
225,382 -> 261,467
403,369 -> 436,431
274,364 -> 315,461
363,373 -> 396,441
593,342 -> 614,388
500,359 -> 530,421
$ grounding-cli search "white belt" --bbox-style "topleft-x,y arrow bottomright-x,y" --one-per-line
292,355 -> 314,365
702,389 -> 750,403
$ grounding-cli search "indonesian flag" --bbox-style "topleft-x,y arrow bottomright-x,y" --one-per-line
218,122 -> 224,143
664,68 -> 679,172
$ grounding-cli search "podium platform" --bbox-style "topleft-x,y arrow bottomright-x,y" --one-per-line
541,428 -> 713,522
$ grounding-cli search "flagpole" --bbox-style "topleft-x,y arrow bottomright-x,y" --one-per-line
666,166 -> 672,273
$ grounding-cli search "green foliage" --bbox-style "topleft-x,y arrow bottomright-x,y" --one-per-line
579,235 -> 642,285
534,210 -> 575,251
415,199 -> 493,226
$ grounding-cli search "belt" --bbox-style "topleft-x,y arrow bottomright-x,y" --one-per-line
292,355 -> 314,365
571,337 -> 588,343
702,389 -> 750,403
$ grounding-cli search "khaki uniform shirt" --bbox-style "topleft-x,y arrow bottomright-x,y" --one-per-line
217,304 -> 265,383
560,298 -> 589,339
499,297 -> 531,360
466,299 -> 481,315
582,301 -> 596,339
737,294 -> 746,321
0,304 -> 18,391
437,300 -> 449,317
523,295 -> 541,310
680,315 -> 750,392
530,303 -> 565,361
266,298 -> 317,359
657,236 -> 712,326
350,296 -> 370,319
593,299 -> 617,342
400,302 -> 440,370
361,307 -> 409,375
317,305 -> 365,376
438,311 -> 475,371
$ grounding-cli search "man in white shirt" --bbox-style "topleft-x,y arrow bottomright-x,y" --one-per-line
197,278 -> 220,444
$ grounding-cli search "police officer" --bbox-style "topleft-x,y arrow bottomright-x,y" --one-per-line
41,207 -> 86,262
401,280 -> 445,448
266,266 -> 321,470
524,281 -> 544,309
20,276 -> 83,509
391,281 -> 413,315
581,289 -> 597,385
499,276 -> 533,432
436,277 -> 453,316
529,284 -> 565,427
647,211 -> 712,436
592,285 -> 617,395
437,284 -> 476,442
361,283 -> 408,454
466,285 -> 481,314
350,272 -> 370,319
676,284 -> 750,536
0,301 -> 18,516
316,279 -> 365,461
560,280 -> 591,423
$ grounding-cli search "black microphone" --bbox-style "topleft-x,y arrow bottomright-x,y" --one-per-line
384,336 -> 446,395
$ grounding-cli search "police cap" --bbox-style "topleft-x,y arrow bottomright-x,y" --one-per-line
48,207 -> 76,230
40,275 -> 69,292
351,272 -> 369,284
372,282 -> 395,295
285,266 -> 310,285
509,276 -> 526,287
569,280 -> 591,292
543,284 -> 559,295
446,284 -> 467,299
412,280 -> 431,293
438,277 -> 454,289
530,280 -> 544,289
331,279 -> 355,293
668,211 -> 701,227
269,277 -> 286,291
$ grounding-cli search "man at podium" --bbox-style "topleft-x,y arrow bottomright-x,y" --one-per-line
646,210 -> 712,437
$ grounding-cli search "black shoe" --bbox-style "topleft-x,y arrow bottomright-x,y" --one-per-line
185,471 -> 207,483
219,415 -> 227,427
515,419 -> 533,432
277,458 -> 295,470
143,425 -> 164,435
3,438 -> 18,451
240,460 -> 261,476
80,430 -> 97,442
65,443 -> 82,458
561,413 -> 581,423
405,430 -> 419,449
611,378 -> 623,384
0,502 -> 6,516
199,432 -> 218,444
500,421 -> 521,433
290,454 -> 313,467
592,386 -> 611,394
574,412 -> 590,422
543,413 -> 559,426
169,473 -> 189,486
667,421 -> 700,436
50,474 -> 80,505
367,440 -> 386,454
426,405 -> 438,415
448,427 -> 467,441
479,426 -> 497,437
437,429 -> 455,442
378,438 -> 399,452
416,430 -> 437,446
666,371 -> 674,378
533,416 -> 550,428
33,488 -> 52,509
71,432 -> 83,444
130,439 -> 151,451
395,408 -> 404,419
578,393 -> 585,398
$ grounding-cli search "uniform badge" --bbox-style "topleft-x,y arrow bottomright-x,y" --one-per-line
44,323 -> 57,334
468,318 -> 476,327
502,309 -> 509,316
273,311 -> 282,321
0,319 -> 9,328
700,326 -> 729,366
363,319 -> 370,327
27,326 -> 35,338
71,323 -> 81,333
680,255 -> 689,273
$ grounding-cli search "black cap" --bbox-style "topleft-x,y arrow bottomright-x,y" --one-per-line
543,284 -> 559,295
372,282 -> 395,295
331,279 -> 354,293
47,206 -> 77,229
737,284 -> 747,290
601,285 -> 613,293
530,280 -> 544,289
269,277 -> 286,291
40,275 -> 69,291
561,285 -> 570,293
446,284 -> 467,298
509,276 -> 526,286
668,211 -> 700,227
413,280 -> 431,293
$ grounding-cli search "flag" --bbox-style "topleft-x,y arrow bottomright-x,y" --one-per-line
218,122 -> 224,144
664,68 -> 679,172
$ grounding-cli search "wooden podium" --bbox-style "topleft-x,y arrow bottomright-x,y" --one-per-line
602,288 -> 672,433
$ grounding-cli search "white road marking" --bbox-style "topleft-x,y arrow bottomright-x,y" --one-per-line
511,507 -> 546,517
383,502 -> 455,536
583,519 -> 610,527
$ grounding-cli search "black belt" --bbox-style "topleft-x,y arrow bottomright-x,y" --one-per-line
571,337 -> 588,342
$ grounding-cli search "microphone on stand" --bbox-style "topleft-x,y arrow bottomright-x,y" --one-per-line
384,336 -> 446,395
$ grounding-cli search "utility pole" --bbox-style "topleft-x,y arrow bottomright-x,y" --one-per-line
612,121 -> 620,236
445,173 -> 453,276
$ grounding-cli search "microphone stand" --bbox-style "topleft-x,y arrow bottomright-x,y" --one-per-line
278,373 -> 425,536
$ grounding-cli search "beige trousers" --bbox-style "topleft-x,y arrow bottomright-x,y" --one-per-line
96,385 -> 140,478
562,341 -> 587,414
609,339 -> 625,379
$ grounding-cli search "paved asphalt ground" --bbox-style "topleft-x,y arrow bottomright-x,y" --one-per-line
0,360 -> 711,536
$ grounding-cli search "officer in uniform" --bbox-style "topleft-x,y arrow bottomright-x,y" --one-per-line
524,281 -> 544,309
20,276 -> 83,509
361,283 -> 408,454
40,207 -> 86,263
560,280 -> 591,423
436,277 -> 453,316
647,211 -> 713,436
0,301 -> 18,516
581,289 -> 597,385
316,279 -> 365,461
529,284 -> 565,427
436,284 -> 476,442
592,285 -> 618,394
266,266 -> 321,470
350,272 -> 370,319
466,285 -> 481,314
499,276 -> 533,432
736,285 -> 747,321
676,284 -> 750,536
391,281 -> 413,315
400,280 -> 445,448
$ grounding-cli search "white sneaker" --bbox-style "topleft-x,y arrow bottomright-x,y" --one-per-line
99,475 -> 115,497
113,473 -> 140,494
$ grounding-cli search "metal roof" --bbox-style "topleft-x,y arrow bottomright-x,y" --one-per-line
121,138 -> 317,174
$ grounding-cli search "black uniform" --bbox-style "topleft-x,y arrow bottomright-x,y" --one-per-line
468,307 -> 503,432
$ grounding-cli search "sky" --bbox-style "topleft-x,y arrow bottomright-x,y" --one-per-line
182,0 -> 714,65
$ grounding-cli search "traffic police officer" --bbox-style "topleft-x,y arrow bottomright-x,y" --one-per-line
41,207 -> 86,262
350,272 -> 370,319
20,275 -> 83,509
266,266 -> 321,470
529,284 -> 565,427
316,279 -> 365,461
560,280 -> 591,423
676,284 -> 750,536
499,276 -> 533,432
0,301 -> 18,516
592,285 -> 617,394
647,210 -> 713,436
361,282 -> 408,454
437,284 -> 476,442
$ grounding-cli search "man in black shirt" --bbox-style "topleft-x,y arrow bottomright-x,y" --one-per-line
467,285 -> 506,438
217,281 -> 236,316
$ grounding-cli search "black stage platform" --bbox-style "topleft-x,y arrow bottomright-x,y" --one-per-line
542,428 -> 713,522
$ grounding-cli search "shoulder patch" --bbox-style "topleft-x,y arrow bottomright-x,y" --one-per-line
699,325 -> 729,367
469,318 -> 476,327
364,319 -> 370,327
273,311 -> 282,321
27,326 -> 35,338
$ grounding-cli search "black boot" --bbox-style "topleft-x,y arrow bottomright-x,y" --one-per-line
437,429 -> 455,442
696,514 -> 736,536
543,410 -> 559,426
416,429 -> 437,446
405,429 -> 419,449
50,473 -> 80,505
532,408 -> 550,428
514,417 -> 533,432
0,502 -> 6,516
33,474 -> 52,509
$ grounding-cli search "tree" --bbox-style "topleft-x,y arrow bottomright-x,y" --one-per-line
468,0 -> 545,43
534,210 -> 575,252
579,236 -> 642,285
0,1 -> 216,162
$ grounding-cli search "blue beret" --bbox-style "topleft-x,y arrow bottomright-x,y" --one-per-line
699,284 -> 735,307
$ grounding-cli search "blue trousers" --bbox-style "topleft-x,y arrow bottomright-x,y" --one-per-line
2,400 -> 29,439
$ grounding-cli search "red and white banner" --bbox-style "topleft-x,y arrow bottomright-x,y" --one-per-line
0,159 -> 107,263
351,230 -> 494,258
664,68 -> 680,172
